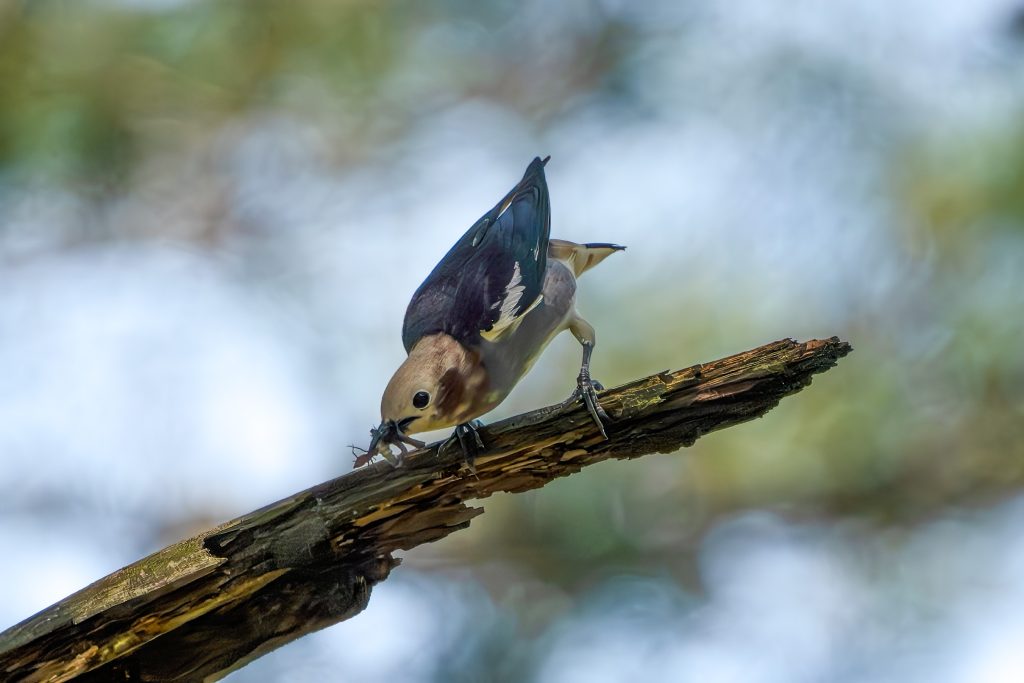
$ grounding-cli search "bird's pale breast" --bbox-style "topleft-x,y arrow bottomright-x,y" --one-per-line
477,259 -> 577,406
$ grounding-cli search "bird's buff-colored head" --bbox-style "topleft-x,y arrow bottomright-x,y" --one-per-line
368,333 -> 486,461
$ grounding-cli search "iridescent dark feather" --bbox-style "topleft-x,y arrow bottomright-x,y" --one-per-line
402,157 -> 552,351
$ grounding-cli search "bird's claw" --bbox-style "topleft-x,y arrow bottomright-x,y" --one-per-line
445,420 -> 485,472
566,370 -> 609,439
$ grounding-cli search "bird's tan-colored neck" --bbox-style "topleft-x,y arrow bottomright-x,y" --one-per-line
408,333 -> 489,426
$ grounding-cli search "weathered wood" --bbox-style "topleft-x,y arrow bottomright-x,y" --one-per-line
0,337 -> 851,682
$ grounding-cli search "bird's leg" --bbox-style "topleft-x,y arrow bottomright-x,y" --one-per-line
444,420 -> 486,471
563,315 -> 610,438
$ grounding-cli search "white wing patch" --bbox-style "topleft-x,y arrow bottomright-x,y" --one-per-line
489,261 -> 525,329
481,261 -> 542,341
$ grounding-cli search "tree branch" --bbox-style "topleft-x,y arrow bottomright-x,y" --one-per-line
0,337 -> 851,682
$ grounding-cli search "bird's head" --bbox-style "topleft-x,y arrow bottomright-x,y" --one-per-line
367,334 -> 483,463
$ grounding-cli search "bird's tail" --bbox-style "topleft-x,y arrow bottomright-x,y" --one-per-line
548,239 -> 626,277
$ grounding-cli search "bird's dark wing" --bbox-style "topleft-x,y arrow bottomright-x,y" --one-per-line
402,157 -> 551,352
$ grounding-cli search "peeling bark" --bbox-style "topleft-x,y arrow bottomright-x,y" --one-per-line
0,337 -> 852,682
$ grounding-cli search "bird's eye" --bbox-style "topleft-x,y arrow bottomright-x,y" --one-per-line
412,391 -> 430,409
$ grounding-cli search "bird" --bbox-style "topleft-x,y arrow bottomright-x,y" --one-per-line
363,156 -> 624,466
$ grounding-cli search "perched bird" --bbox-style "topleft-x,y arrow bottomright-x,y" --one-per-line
364,156 -> 624,466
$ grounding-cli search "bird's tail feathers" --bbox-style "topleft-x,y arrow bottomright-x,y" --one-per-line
548,239 -> 626,277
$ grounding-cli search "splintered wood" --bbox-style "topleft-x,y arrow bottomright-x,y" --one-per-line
0,337 -> 851,682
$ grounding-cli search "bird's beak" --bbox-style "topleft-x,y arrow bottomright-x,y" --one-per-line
366,419 -> 426,467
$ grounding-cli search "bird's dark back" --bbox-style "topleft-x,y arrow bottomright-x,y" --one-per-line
402,157 -> 552,352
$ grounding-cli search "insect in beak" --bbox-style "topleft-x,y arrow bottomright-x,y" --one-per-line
355,419 -> 426,468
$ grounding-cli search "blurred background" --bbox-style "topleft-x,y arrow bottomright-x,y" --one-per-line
2,0 -> 1024,680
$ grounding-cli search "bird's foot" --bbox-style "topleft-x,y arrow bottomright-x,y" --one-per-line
564,370 -> 609,439
444,420 -> 485,472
